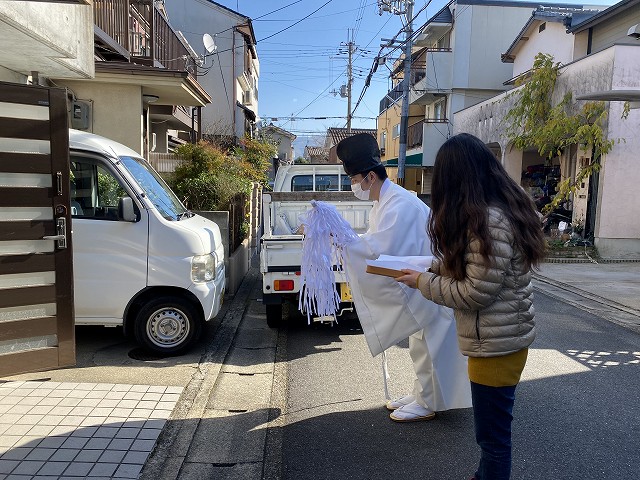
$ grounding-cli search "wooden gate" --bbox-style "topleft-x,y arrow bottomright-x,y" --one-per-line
0,81 -> 75,376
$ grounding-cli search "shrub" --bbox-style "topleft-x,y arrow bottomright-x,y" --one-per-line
170,136 -> 276,245
171,141 -> 252,211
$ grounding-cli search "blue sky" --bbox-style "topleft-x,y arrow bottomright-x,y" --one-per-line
214,0 -> 614,156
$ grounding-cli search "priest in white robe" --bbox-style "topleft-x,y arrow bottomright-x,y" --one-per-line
337,133 -> 471,421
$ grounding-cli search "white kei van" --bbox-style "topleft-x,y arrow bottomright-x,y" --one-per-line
68,130 -> 225,354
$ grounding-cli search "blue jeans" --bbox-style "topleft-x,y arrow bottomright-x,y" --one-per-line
471,381 -> 517,480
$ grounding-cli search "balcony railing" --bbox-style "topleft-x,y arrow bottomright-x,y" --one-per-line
94,0 -> 129,50
94,0 -> 191,71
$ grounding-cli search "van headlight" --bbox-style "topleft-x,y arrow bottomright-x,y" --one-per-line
191,253 -> 215,282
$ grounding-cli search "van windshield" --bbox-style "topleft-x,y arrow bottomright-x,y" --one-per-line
119,156 -> 187,221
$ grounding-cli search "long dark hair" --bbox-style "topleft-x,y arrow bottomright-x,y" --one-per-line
429,133 -> 546,280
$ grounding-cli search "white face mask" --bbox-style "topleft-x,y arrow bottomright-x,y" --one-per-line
351,175 -> 372,200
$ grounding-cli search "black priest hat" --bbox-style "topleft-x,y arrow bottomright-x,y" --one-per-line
336,133 -> 382,177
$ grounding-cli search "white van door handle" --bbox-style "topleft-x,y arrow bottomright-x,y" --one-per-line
43,218 -> 67,249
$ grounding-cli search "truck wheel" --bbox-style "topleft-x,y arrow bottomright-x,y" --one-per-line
266,304 -> 283,328
134,296 -> 202,355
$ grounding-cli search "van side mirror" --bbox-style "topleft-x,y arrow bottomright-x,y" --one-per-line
118,197 -> 137,222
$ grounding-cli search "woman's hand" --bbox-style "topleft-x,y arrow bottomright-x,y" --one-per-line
395,269 -> 422,289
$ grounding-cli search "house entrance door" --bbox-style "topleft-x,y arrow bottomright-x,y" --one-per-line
0,82 -> 75,376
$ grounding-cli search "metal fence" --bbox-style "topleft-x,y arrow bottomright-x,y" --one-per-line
148,153 -> 181,173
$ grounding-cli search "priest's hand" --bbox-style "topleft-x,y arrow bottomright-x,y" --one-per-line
395,269 -> 422,289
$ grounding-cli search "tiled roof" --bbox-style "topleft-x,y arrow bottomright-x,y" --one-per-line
262,124 -> 296,140
325,128 -> 377,147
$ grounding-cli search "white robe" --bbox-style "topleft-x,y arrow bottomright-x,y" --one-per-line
344,180 -> 471,411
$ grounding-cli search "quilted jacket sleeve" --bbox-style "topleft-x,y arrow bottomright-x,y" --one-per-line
418,210 -> 514,311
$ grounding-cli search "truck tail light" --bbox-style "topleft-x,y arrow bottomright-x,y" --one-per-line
274,280 -> 294,291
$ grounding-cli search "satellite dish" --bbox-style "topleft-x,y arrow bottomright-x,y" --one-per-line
203,33 -> 217,54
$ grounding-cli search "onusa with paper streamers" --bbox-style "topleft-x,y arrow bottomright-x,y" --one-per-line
297,200 -> 359,323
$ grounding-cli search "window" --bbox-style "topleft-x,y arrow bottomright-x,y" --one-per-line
341,175 -> 352,191
433,99 -> 446,121
291,174 -> 349,192
437,32 -> 450,49
70,157 -> 131,221
119,156 -> 184,220
538,22 -> 546,33
291,175 -> 314,192
380,131 -> 386,150
392,123 -> 400,138
314,174 -> 340,192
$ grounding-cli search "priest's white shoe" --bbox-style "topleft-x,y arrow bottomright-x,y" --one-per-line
385,394 -> 415,411
389,401 -> 436,422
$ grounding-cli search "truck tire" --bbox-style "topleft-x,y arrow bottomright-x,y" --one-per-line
134,296 -> 202,355
266,304 -> 283,328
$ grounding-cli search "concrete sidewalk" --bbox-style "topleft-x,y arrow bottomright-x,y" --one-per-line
533,261 -> 640,332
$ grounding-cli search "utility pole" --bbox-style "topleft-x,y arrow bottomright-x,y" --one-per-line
378,0 -> 414,187
340,30 -> 357,133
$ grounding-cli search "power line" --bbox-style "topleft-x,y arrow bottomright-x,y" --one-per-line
350,0 -> 434,118
263,116 -> 376,120
254,0 -> 304,20
288,5 -> 393,123
257,0 -> 335,42
255,2 -> 378,22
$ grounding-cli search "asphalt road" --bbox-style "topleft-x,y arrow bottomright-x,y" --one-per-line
277,293 -> 640,480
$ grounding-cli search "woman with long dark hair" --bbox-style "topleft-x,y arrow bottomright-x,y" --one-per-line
396,133 -> 546,480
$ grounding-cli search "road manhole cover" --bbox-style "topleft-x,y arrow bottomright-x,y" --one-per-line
128,347 -> 165,361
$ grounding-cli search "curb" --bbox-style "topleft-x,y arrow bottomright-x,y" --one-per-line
544,258 -> 640,264
532,272 -> 640,318
532,272 -> 640,334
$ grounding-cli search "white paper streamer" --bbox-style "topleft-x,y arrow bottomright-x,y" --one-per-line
297,200 -> 359,323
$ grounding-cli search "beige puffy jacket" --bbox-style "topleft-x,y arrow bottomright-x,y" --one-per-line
417,207 -> 536,357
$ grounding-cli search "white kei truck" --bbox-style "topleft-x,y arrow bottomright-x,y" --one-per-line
68,130 -> 226,354
260,163 -> 374,327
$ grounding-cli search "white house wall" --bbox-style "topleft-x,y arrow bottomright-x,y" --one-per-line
452,4 -> 531,91
164,0 -> 241,137
512,22 -> 576,79
60,81 -> 144,155
573,30 -> 590,60
596,45 -> 640,255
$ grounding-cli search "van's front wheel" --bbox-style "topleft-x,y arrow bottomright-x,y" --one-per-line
134,297 -> 202,355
